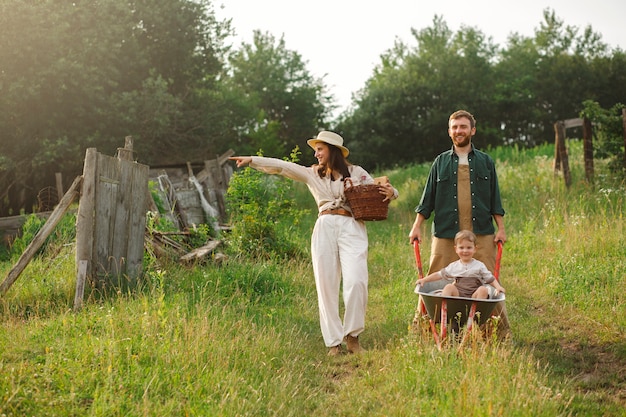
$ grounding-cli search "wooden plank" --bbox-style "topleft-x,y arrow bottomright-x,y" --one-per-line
195,149 -> 234,183
180,240 -> 221,262
0,212 -> 53,238
95,153 -> 119,282
553,122 -> 562,173
90,150 -> 149,288
0,176 -> 82,295
73,259 -> 88,311
116,136 -> 134,161
217,149 -> 235,166
204,157 -> 232,222
126,161 -> 149,282
111,159 -> 132,276
74,144 -> 148,293
76,148 -> 97,285
563,118 -> 583,129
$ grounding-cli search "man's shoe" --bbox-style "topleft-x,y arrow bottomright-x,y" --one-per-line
345,335 -> 364,354
327,345 -> 342,356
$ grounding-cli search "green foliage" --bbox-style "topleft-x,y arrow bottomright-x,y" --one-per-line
0,0 -> 236,215
338,9 -> 626,169
187,223 -> 214,248
225,149 -> 308,260
7,212 -> 76,262
580,100 -> 626,174
0,243 -> 9,262
148,180 -> 167,215
145,210 -> 178,235
226,31 -> 332,165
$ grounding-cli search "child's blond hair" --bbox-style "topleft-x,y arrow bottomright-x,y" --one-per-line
454,229 -> 477,245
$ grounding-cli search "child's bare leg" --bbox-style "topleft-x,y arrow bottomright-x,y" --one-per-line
472,286 -> 489,299
442,283 -> 459,297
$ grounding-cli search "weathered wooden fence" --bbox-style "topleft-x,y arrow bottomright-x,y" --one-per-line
1,138 -> 233,307
555,111 -> 626,187
75,139 -> 149,297
553,118 -> 579,187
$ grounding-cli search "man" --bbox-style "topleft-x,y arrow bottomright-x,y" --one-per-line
408,110 -> 510,337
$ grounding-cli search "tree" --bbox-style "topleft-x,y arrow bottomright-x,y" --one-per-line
226,31 -> 332,163
337,9 -> 626,169
337,16 -> 499,168
0,0 -> 234,215
493,34 -> 544,145
494,8 -> 619,146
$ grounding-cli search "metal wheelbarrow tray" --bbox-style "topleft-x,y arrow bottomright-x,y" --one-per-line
418,281 -> 504,326
413,240 -> 505,350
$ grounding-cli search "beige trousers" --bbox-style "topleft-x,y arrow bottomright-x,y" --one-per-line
312,214 -> 369,347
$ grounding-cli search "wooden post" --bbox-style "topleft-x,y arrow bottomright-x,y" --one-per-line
553,122 -> 562,173
554,121 -> 571,187
582,117 -> 594,182
203,149 -> 234,222
55,172 -> 64,202
76,148 -> 97,287
73,260 -> 88,311
117,136 -> 134,161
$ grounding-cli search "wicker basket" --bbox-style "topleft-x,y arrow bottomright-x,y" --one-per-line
344,178 -> 389,221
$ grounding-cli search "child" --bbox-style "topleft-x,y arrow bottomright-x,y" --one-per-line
415,230 -> 505,299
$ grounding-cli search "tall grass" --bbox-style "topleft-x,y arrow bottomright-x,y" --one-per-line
0,141 -> 624,416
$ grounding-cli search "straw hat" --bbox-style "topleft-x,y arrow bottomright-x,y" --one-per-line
307,131 -> 349,157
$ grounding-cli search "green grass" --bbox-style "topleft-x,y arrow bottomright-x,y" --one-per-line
1,141 -> 625,416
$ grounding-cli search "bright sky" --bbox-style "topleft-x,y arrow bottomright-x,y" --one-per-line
216,0 -> 626,119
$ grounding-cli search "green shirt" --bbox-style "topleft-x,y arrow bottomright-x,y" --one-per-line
416,145 -> 505,238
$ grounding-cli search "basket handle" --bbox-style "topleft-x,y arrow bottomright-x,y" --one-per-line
344,177 -> 354,189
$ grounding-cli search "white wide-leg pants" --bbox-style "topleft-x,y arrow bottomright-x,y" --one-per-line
311,215 -> 369,347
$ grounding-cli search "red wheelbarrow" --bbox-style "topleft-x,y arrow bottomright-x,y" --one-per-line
413,240 -> 505,350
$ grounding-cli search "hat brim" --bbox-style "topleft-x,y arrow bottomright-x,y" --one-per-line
307,139 -> 349,158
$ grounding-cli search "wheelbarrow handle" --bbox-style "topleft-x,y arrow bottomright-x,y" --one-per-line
413,239 -> 424,279
494,240 -> 503,281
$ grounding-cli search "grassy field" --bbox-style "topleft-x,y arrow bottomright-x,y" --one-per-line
0,141 -> 624,416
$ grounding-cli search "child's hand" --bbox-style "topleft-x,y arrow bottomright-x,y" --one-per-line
415,278 -> 424,287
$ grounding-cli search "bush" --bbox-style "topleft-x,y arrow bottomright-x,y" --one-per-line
8,212 -> 76,261
225,148 -> 308,260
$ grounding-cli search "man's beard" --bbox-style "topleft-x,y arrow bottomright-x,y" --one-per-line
453,134 -> 472,147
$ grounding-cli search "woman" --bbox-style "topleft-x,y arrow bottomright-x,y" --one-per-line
230,131 -> 398,356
